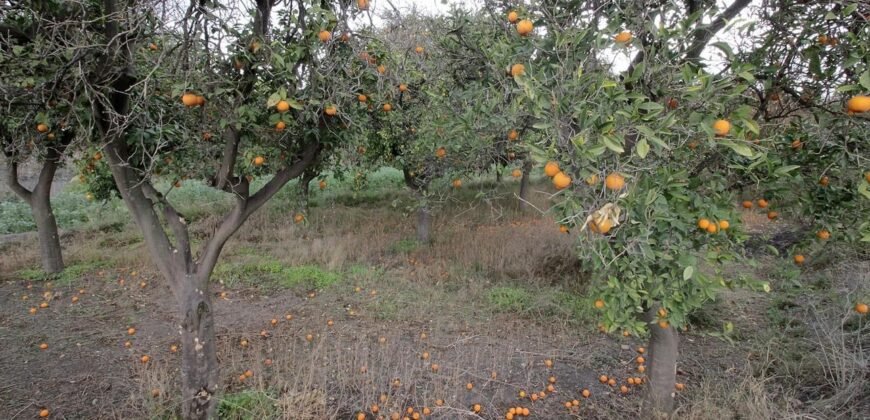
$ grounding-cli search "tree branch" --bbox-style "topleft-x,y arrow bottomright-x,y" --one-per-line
684,0 -> 752,63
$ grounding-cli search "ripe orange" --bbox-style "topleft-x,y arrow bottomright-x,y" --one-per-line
864,172 -> 870,183
819,176 -> 829,186
559,225 -> 569,234
552,172 -> 571,190
431,363 -> 440,372
415,46 -> 424,54
140,355 -> 151,363
585,174 -> 599,185
607,378 -> 617,386
620,385 -> 629,394
636,356 -> 645,364
512,169 -> 522,178
675,383 -> 686,391
712,119 -> 731,136
181,93 -> 199,107
706,223 -> 718,234
767,211 -> 778,220
637,346 -> 645,354
472,403 -> 481,413
793,254 -> 805,265
294,213 -> 304,224
667,97 -> 679,109
39,343 -> 48,350
356,413 -> 365,420
605,173 -> 625,190
377,65 -> 386,74
128,327 -> 137,335
510,63 -> 525,77
170,344 -> 178,353
544,359 -> 554,368
508,129 -> 519,141
599,375 -> 608,383
276,100 -> 290,112
357,0 -> 368,10
357,94 -> 368,103
855,303 -> 869,314
791,139 -> 803,149
757,198 -> 769,208
589,219 -> 613,234
614,31 -> 632,43
318,30 -> 331,42
466,382 -> 474,390
436,147 -> 447,159
697,218 -> 711,230
399,83 -> 408,92
383,103 -> 392,112
816,229 -> 830,240
508,11 -> 518,23
319,180 -> 327,190
544,161 -> 560,177
517,20 -> 533,36
846,95 -> 870,113
637,365 -> 646,373
253,156 -> 265,166
325,106 -> 337,116
36,123 -> 49,133
275,121 -> 286,131
658,319 -> 670,329
581,389 -> 590,398
718,220 -> 730,230
39,409 -> 50,418
452,178 -> 462,189
741,200 -> 753,209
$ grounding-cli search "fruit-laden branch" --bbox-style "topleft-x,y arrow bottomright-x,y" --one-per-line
684,0 -> 751,62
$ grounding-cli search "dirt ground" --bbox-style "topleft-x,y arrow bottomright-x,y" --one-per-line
0,184 -> 867,419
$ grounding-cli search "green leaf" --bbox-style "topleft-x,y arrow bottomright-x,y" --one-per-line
601,134 -> 624,154
709,42 -> 734,60
638,102 -> 664,111
774,165 -> 800,176
837,84 -> 860,93
738,71 -> 755,82
720,140 -> 753,157
532,122 -> 552,130
636,138 -> 650,158
683,266 -> 694,281
860,70 -> 870,90
636,125 -> 670,149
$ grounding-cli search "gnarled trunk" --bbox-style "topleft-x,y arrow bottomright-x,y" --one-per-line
32,190 -> 64,273
644,306 -> 679,417
518,160 -> 531,210
416,204 -> 431,243
178,272 -> 219,419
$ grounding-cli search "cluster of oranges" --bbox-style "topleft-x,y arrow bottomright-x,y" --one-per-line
696,218 -> 729,234
180,92 -> 206,107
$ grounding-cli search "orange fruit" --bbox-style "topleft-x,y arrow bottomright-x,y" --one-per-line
294,213 -> 304,224
435,399 -> 444,406
855,303 -> 868,314
399,83 -> 408,92
544,359 -> 554,368
512,169 -> 522,178
324,106 -> 337,116
275,121 -> 286,131
508,11 -> 519,23
436,147 -> 447,159
140,355 -> 150,363
582,389 -> 590,398
589,219 -> 613,234
637,356 -> 645,364
415,46 -> 424,54
675,383 -> 685,391
697,218 -> 711,230
36,123 -> 49,133
357,0 -> 368,10
318,30 -> 331,42
864,172 -> 870,183
718,220 -> 730,230
793,254 -> 805,265
846,95 -> 870,113
377,65 -> 386,74
816,229 -> 830,240
614,31 -> 632,43
319,180 -> 327,190
544,161 -> 560,177
712,119 -> 731,136
767,211 -> 778,220
358,94 -> 367,103
637,346 -> 645,354
559,225 -> 570,234
819,176 -> 829,186
620,385 -> 629,394
607,378 -> 616,386
667,97 -> 679,109
741,200 -> 753,209
466,382 -> 474,390
508,129 -> 519,141
552,172 -> 571,190
706,223 -> 718,234
516,20 -> 533,36
128,327 -> 137,335
757,198 -> 769,208
658,319 -> 670,329
170,344 -> 178,353
585,174 -> 599,185
452,178 -> 462,189
276,100 -> 290,112
39,409 -> 50,418
637,365 -> 646,373
356,413 -> 365,420
599,375 -> 608,383
510,63 -> 525,77
39,342 -> 48,350
431,363 -> 440,372
791,139 -> 803,150
253,156 -> 265,166
605,173 -> 625,190
382,103 -> 392,112
181,93 -> 199,107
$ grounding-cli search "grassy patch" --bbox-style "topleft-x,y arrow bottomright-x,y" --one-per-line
389,238 -> 419,254
16,260 -> 109,286
217,390 -> 276,420
213,257 -> 341,291
487,286 -> 532,313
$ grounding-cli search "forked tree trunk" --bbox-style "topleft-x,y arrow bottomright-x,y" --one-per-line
178,272 -> 219,420
644,306 -> 679,417
518,160 -> 531,209
416,204 -> 432,243
32,189 -> 64,273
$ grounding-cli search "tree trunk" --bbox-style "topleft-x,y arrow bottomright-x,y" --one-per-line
31,190 -> 64,274
178,273 -> 219,420
416,204 -> 431,243
518,160 -> 531,209
645,306 -> 679,417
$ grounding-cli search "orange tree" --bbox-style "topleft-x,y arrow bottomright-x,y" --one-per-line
455,0 -> 869,415
2,0 -> 376,417
348,10 -> 504,242
0,2 -> 81,273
